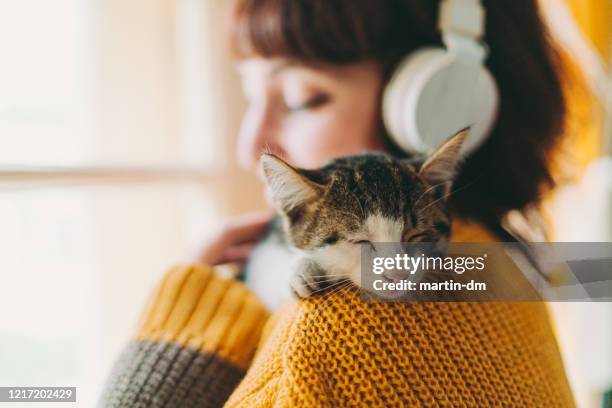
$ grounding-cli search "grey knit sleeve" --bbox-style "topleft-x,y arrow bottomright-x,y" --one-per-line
98,264 -> 270,408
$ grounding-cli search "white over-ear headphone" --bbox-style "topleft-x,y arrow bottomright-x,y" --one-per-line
382,0 -> 499,155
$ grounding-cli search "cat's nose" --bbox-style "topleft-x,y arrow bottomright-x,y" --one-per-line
383,268 -> 410,282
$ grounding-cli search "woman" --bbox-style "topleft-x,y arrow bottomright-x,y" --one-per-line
99,0 -> 575,406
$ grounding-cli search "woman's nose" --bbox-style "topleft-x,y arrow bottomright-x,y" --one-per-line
236,103 -> 282,170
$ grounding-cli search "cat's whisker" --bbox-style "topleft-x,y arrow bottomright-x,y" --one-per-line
413,180 -> 450,208
321,284 -> 355,318
303,293 -> 331,327
323,281 -> 353,305
420,175 -> 483,212
291,276 -> 343,289
349,290 -> 386,328
310,281 -> 351,312
315,287 -> 348,319
291,273 -> 349,290
346,190 -> 366,219
421,190 -> 455,212
307,273 -> 349,278
311,276 -> 344,284
305,281 -> 352,327
306,278 -> 351,297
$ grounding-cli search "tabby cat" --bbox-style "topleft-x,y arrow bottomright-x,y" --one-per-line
252,129 -> 467,302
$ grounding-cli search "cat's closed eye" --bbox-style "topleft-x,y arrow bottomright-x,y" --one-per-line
350,239 -> 374,249
322,234 -> 339,245
403,231 -> 433,242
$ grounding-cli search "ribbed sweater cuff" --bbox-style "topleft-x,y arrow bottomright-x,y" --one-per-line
99,263 -> 270,408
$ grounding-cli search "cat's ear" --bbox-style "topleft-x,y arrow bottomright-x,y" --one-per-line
260,154 -> 324,212
418,128 -> 468,196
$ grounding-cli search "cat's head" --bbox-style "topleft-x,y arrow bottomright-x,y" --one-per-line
260,129 -> 467,290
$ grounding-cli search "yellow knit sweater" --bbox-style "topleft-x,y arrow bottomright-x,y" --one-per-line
100,218 -> 575,407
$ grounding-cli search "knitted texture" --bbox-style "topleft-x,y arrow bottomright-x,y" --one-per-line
98,264 -> 269,407
225,289 -> 575,407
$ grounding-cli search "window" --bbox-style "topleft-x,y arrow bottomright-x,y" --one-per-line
0,1 -> 260,406
0,0 -> 93,166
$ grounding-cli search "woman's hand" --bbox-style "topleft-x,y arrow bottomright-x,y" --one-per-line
192,212 -> 273,266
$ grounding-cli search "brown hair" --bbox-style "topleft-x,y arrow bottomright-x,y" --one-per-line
229,0 -> 567,226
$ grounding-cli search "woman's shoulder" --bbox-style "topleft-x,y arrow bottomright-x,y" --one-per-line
227,286 -> 574,407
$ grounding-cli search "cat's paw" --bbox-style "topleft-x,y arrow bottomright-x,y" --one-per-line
290,271 -> 320,299
290,258 -> 334,299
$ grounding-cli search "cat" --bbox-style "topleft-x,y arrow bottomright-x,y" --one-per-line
247,129 -> 467,304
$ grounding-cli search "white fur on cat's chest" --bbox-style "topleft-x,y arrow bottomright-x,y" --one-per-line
243,234 -> 297,311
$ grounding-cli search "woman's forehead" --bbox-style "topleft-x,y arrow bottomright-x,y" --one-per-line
237,58 -> 336,79
237,58 -> 381,85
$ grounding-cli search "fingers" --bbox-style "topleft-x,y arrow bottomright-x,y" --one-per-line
217,213 -> 272,246
193,212 -> 273,266
217,243 -> 257,265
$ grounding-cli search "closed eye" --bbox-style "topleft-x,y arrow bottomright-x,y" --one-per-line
287,94 -> 330,112
350,239 -> 373,248
433,222 -> 450,235
322,234 -> 339,245
403,232 -> 433,242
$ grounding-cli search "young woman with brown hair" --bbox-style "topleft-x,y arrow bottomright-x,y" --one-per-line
99,1 -> 575,406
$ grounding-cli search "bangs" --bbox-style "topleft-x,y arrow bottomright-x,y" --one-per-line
228,0 -> 437,64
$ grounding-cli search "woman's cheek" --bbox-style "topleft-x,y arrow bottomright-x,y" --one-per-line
308,114 -> 375,160
282,114 -> 342,168
280,99 -> 380,168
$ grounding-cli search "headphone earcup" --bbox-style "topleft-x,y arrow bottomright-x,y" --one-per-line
383,47 -> 499,155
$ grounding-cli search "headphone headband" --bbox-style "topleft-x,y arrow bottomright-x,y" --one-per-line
439,0 -> 485,40
382,0 -> 499,156
441,0 -> 487,61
